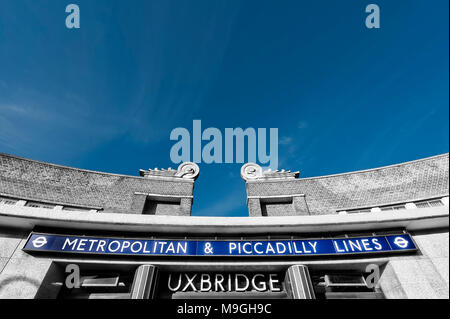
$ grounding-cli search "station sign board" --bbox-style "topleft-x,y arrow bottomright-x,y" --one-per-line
24,232 -> 417,257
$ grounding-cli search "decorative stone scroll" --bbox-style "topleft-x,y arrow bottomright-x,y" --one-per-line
240,163 -> 299,181
140,162 -> 200,180
241,163 -> 264,180
175,162 -> 200,180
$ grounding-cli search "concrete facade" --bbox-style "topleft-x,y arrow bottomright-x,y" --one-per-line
0,152 -> 449,299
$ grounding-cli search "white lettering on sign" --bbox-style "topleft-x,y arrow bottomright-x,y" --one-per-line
333,238 -> 383,253
59,238 -> 187,255
26,233 -> 416,256
62,238 -> 77,250
167,273 -> 282,293
228,241 -> 322,255
251,274 -> 266,291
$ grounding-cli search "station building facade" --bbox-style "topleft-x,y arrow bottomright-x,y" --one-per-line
0,152 -> 448,299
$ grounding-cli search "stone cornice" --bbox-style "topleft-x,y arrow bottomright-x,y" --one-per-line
0,204 -> 447,235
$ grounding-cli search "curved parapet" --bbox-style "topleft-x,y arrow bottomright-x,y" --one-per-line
243,153 -> 449,216
0,153 -> 198,216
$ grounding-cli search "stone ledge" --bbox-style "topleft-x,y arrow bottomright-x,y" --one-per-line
0,204 -> 448,235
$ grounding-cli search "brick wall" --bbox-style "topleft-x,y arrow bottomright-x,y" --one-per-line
246,154 -> 449,215
0,153 -> 194,214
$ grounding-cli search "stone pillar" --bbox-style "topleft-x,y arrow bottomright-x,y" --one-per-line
130,265 -> 159,299
285,265 -> 316,299
34,262 -> 65,299
293,195 -> 309,215
180,197 -> 193,216
130,193 -> 148,214
380,258 -> 448,298
0,235 -> 57,299
378,262 -> 408,299
248,198 -> 263,217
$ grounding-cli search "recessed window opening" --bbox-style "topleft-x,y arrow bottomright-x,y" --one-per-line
260,197 -> 293,217
415,199 -> 444,208
0,196 -> 18,205
25,201 -> 56,209
380,204 -> 406,211
63,206 -> 93,212
142,196 -> 181,215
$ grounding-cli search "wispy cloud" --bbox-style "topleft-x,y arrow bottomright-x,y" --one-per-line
0,87 -> 126,160
298,121 -> 308,129
279,136 -> 293,145
120,1 -> 241,145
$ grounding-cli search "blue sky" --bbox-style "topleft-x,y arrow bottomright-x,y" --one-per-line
0,0 -> 448,217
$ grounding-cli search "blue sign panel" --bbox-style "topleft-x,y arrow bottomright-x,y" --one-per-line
23,232 -> 417,257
